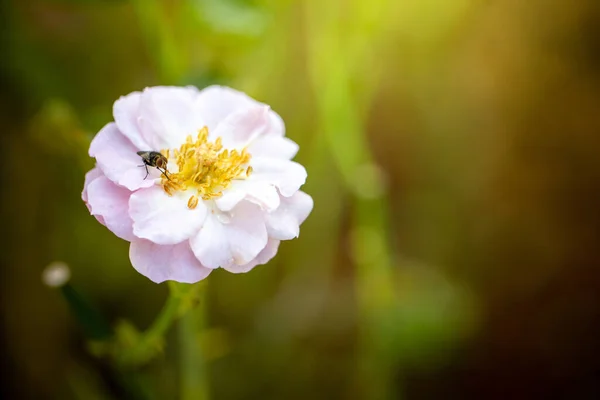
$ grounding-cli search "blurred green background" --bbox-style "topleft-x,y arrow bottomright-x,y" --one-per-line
2,0 -> 600,399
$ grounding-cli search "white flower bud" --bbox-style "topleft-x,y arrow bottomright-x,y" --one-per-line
42,261 -> 71,288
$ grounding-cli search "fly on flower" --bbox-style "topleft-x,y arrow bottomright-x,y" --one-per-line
83,85 -> 313,284
137,150 -> 170,180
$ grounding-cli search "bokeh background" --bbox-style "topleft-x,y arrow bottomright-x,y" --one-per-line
2,0 -> 600,399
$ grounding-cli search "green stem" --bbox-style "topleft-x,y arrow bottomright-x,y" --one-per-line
119,282 -> 200,367
179,287 -> 209,400
143,290 -> 181,339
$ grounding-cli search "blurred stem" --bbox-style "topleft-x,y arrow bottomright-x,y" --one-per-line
131,0 -> 185,84
144,286 -> 181,339
60,283 -> 112,341
305,0 -> 396,398
179,286 -> 209,400
119,282 -> 202,366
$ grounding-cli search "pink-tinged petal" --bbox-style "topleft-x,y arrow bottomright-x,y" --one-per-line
190,202 -> 267,269
196,86 -> 261,132
211,106 -> 270,149
267,110 -> 285,137
94,215 -> 106,226
89,123 -> 157,191
137,86 -> 206,150
223,239 -> 280,274
249,158 -> 307,197
247,136 -> 299,160
130,186 -> 208,245
190,214 -> 229,269
82,167 -> 106,225
215,180 -> 280,212
266,191 -> 313,240
86,175 -> 135,241
82,167 -> 104,205
196,85 -> 285,136
130,240 -> 212,283
113,91 -> 150,150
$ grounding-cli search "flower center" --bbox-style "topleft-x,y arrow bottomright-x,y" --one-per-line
161,127 -> 252,209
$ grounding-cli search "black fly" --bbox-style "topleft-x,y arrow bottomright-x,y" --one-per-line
137,151 -> 171,180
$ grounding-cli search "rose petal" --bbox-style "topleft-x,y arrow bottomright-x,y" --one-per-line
248,158 -> 307,197
196,86 -> 261,131
82,167 -> 106,225
113,91 -> 150,150
267,110 -> 285,136
266,191 -> 314,240
82,167 -> 104,205
215,180 -> 280,212
190,202 -> 267,269
189,214 -> 229,269
137,86 -> 206,150
86,175 -> 135,241
247,136 -> 299,160
130,240 -> 212,283
196,85 -> 285,136
223,239 -> 280,274
130,186 -> 208,245
211,106 -> 270,150
89,123 -> 157,191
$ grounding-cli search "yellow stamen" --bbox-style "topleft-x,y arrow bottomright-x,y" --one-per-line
187,195 -> 199,209
161,127 -> 252,208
